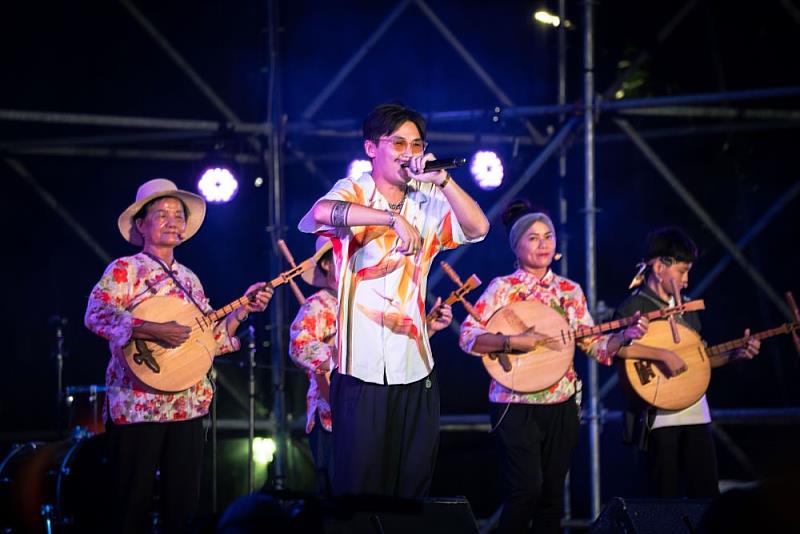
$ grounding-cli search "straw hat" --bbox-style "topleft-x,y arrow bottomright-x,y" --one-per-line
117,179 -> 206,246
301,236 -> 333,288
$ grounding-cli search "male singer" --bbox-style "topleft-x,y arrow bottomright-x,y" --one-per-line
298,102 -> 489,497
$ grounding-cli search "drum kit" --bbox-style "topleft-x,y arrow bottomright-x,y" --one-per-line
0,384 -> 111,533
0,317 -> 111,532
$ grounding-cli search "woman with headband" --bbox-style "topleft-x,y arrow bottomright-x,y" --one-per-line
459,200 -> 648,534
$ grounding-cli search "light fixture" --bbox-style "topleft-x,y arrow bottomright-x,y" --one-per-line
347,159 -> 372,178
471,151 -> 504,191
197,166 -> 238,203
533,9 -> 572,29
534,10 -> 560,27
252,437 -> 276,466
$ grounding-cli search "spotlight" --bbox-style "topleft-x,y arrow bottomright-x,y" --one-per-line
471,151 -> 504,190
534,10 -> 560,27
253,437 -> 276,466
533,9 -> 572,28
347,159 -> 372,178
197,166 -> 238,203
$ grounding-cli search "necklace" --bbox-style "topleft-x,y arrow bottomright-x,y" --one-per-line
387,187 -> 407,211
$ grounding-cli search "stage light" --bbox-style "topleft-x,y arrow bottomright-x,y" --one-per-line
197,167 -> 238,203
534,10 -> 560,27
253,437 -> 276,466
533,9 -> 572,29
471,151 -> 504,190
347,159 -> 372,178
254,176 -> 264,187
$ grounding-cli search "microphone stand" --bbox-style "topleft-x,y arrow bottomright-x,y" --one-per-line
51,315 -> 67,436
211,366 -> 218,514
247,324 -> 257,493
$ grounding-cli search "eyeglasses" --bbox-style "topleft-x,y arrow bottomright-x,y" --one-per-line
379,136 -> 427,155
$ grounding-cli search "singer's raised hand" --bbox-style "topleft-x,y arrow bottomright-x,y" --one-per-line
404,152 -> 448,186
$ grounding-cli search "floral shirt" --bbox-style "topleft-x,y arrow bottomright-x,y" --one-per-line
84,252 -> 240,425
288,289 -> 337,433
459,268 -> 614,405
299,172 -> 484,385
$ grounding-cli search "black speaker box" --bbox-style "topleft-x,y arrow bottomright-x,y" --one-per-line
322,496 -> 480,534
218,492 -> 480,534
588,497 -> 711,534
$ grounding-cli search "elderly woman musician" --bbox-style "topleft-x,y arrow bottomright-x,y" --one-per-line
459,200 -> 649,534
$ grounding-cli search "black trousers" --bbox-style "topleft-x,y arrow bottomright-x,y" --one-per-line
647,423 -> 720,498
308,412 -> 333,496
106,417 -> 205,534
490,398 -> 579,534
330,369 -> 440,498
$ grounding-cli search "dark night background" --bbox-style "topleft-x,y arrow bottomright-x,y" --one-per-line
1,0 -> 799,524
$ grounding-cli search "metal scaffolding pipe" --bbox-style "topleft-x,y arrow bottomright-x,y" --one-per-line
0,130 -> 219,152
615,118 -> 793,320
302,0 -> 412,120
599,181 -> 800,401
414,0 -> 547,145
0,108 -> 229,131
618,106 -> 800,121
3,85 -> 798,137
557,0 -> 570,278
582,0 -> 602,519
266,0 -> 288,490
4,146 -> 260,163
691,180 -> 800,298
4,158 -> 111,265
426,117 -> 579,290
120,0 -> 242,125
711,423 -> 760,478
604,86 -> 800,111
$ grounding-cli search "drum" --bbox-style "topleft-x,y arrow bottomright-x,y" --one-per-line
65,384 -> 106,434
0,434 -> 111,532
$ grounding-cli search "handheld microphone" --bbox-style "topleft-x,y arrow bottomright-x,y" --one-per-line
401,158 -> 466,173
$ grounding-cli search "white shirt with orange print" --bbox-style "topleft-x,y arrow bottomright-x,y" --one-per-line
299,172 -> 484,385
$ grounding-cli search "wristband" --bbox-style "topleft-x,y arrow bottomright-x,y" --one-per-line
386,210 -> 396,228
438,174 -> 452,189
621,331 -> 633,347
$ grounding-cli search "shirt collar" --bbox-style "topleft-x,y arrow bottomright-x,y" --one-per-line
362,172 -> 427,207
514,268 -> 555,288
636,284 -> 670,306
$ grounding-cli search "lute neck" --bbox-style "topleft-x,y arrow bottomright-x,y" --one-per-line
205,258 -> 315,322
707,323 -> 796,356
572,303 -> 702,340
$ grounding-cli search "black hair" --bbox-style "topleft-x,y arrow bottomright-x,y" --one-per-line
317,248 -> 334,275
501,199 -> 553,232
644,226 -> 698,263
133,196 -> 190,225
501,200 -> 532,232
362,103 -> 427,143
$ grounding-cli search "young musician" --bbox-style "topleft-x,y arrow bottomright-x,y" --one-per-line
459,200 -> 648,534
85,179 -> 273,533
298,102 -> 489,497
289,236 -> 454,496
615,226 -> 760,498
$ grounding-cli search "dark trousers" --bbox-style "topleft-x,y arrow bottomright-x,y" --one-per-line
106,417 -> 205,534
308,412 -> 333,496
490,398 -> 579,534
330,369 -> 440,498
647,423 -> 720,498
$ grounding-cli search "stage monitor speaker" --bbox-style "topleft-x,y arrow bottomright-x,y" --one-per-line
588,497 -> 711,534
322,496 -> 479,534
